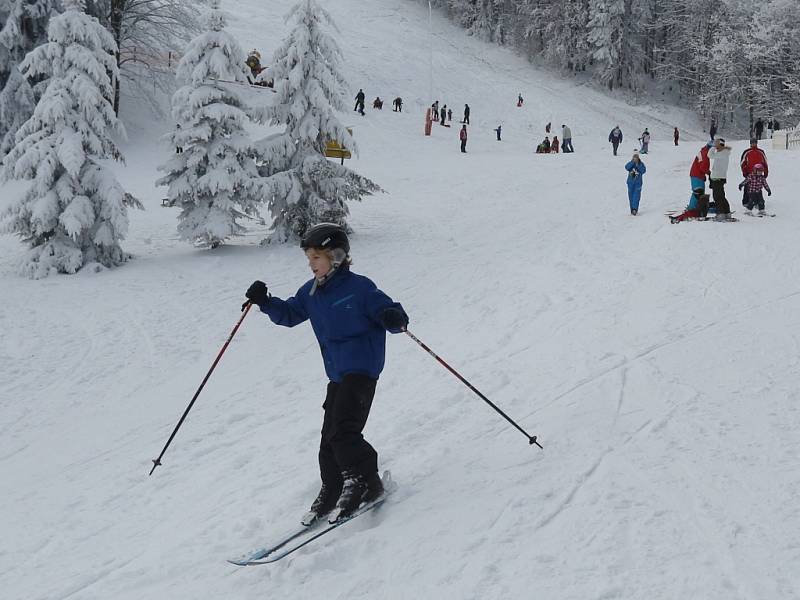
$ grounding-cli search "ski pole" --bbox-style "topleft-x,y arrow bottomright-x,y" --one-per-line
404,329 -> 543,449
149,302 -> 254,475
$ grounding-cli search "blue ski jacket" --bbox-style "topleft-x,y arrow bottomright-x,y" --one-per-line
260,267 -> 406,383
625,160 -> 646,187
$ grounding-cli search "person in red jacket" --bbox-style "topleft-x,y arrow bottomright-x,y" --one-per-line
459,124 -> 468,153
740,138 -> 769,177
740,138 -> 769,206
689,140 -> 712,203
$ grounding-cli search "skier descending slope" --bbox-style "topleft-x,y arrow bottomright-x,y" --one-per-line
244,223 -> 409,525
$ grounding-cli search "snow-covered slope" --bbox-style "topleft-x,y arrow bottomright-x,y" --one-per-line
2,1 -> 800,599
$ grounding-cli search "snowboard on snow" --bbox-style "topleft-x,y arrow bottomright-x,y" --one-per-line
228,471 -> 397,566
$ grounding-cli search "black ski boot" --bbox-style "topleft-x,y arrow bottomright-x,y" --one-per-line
301,481 -> 342,526
329,471 -> 384,523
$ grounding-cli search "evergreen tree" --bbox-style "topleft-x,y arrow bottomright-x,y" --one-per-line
258,0 -> 381,244
0,0 -> 59,157
0,0 -> 140,279
156,0 -> 265,249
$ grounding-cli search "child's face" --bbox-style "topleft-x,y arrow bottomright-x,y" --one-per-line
306,248 -> 332,279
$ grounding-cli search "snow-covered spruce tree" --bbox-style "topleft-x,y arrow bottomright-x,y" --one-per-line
0,0 -> 59,157
156,0 -> 265,249
0,0 -> 140,279
258,0 -> 381,243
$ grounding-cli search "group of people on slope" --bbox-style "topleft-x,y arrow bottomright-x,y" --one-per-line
535,124 -> 573,153
354,90 -> 404,116
608,126 -> 651,156
670,137 -> 772,222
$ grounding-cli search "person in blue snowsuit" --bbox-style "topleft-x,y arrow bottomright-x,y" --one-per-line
625,150 -> 646,215
244,223 -> 408,526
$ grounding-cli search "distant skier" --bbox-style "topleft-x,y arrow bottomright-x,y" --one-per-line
432,101 -> 439,122
440,105 -> 447,125
754,118 -> 764,140
741,138 -> 769,177
373,97 -> 383,109
463,104 -> 470,125
545,122 -> 551,134
739,163 -> 771,216
673,127 -> 679,146
393,97 -> 402,112
625,150 -> 646,215
447,108 -> 452,122
494,125 -> 502,141
243,223 -> 408,525
459,124 -> 468,153
517,93 -> 523,107
638,129 -> 650,154
550,136 -> 560,153
608,125 -> 623,156
709,118 -> 717,141
709,137 -> 733,220
561,124 -> 573,153
354,89 -> 365,115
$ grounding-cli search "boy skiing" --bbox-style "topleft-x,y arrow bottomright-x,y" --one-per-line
739,164 -> 772,216
244,223 -> 408,525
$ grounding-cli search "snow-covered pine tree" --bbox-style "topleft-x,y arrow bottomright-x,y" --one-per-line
0,0 -> 140,279
258,0 -> 381,243
587,0 -> 639,91
156,0 -> 265,249
0,0 -> 59,157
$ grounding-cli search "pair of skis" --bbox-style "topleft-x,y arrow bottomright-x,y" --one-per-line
229,472 -> 395,566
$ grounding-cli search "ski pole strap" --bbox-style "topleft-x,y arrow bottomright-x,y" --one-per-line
403,329 -> 542,449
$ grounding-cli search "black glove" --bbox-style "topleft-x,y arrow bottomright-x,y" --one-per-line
243,280 -> 268,310
738,183 -> 744,190
767,189 -> 772,196
381,307 -> 408,332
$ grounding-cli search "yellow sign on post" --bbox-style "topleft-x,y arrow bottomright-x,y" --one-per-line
325,128 -> 353,164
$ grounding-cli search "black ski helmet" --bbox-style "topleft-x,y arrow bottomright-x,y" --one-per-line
300,223 -> 350,254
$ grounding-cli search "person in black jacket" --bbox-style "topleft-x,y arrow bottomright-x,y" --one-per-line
463,104 -> 470,124
354,89 -> 365,115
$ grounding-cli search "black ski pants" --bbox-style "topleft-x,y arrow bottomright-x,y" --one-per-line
460,139 -> 467,153
319,374 -> 378,486
710,178 -> 731,214
612,141 -> 619,155
744,190 -> 765,211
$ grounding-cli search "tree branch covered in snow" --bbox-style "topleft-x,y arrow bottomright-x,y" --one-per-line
156,0 -> 266,249
1,0 -> 141,278
257,0 -> 382,244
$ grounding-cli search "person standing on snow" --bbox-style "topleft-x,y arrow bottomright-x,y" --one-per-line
432,101 -> 439,123
739,163 -> 772,216
440,105 -> 447,126
550,136 -> 560,153
741,137 -> 769,178
517,93 -> 524,107
754,118 -> 764,140
561,124 -> 573,153
392,97 -> 402,112
709,137 -> 734,220
673,127 -> 680,146
463,104 -> 470,124
608,126 -> 623,156
681,140 -> 713,218
459,124 -> 468,152
354,89 -> 365,115
494,125 -> 502,141
709,118 -> 718,140
243,223 -> 408,526
625,150 -> 646,216
638,129 -> 650,154
447,108 -> 452,122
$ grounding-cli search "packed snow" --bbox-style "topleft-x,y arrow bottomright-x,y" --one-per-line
1,0 -> 799,599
